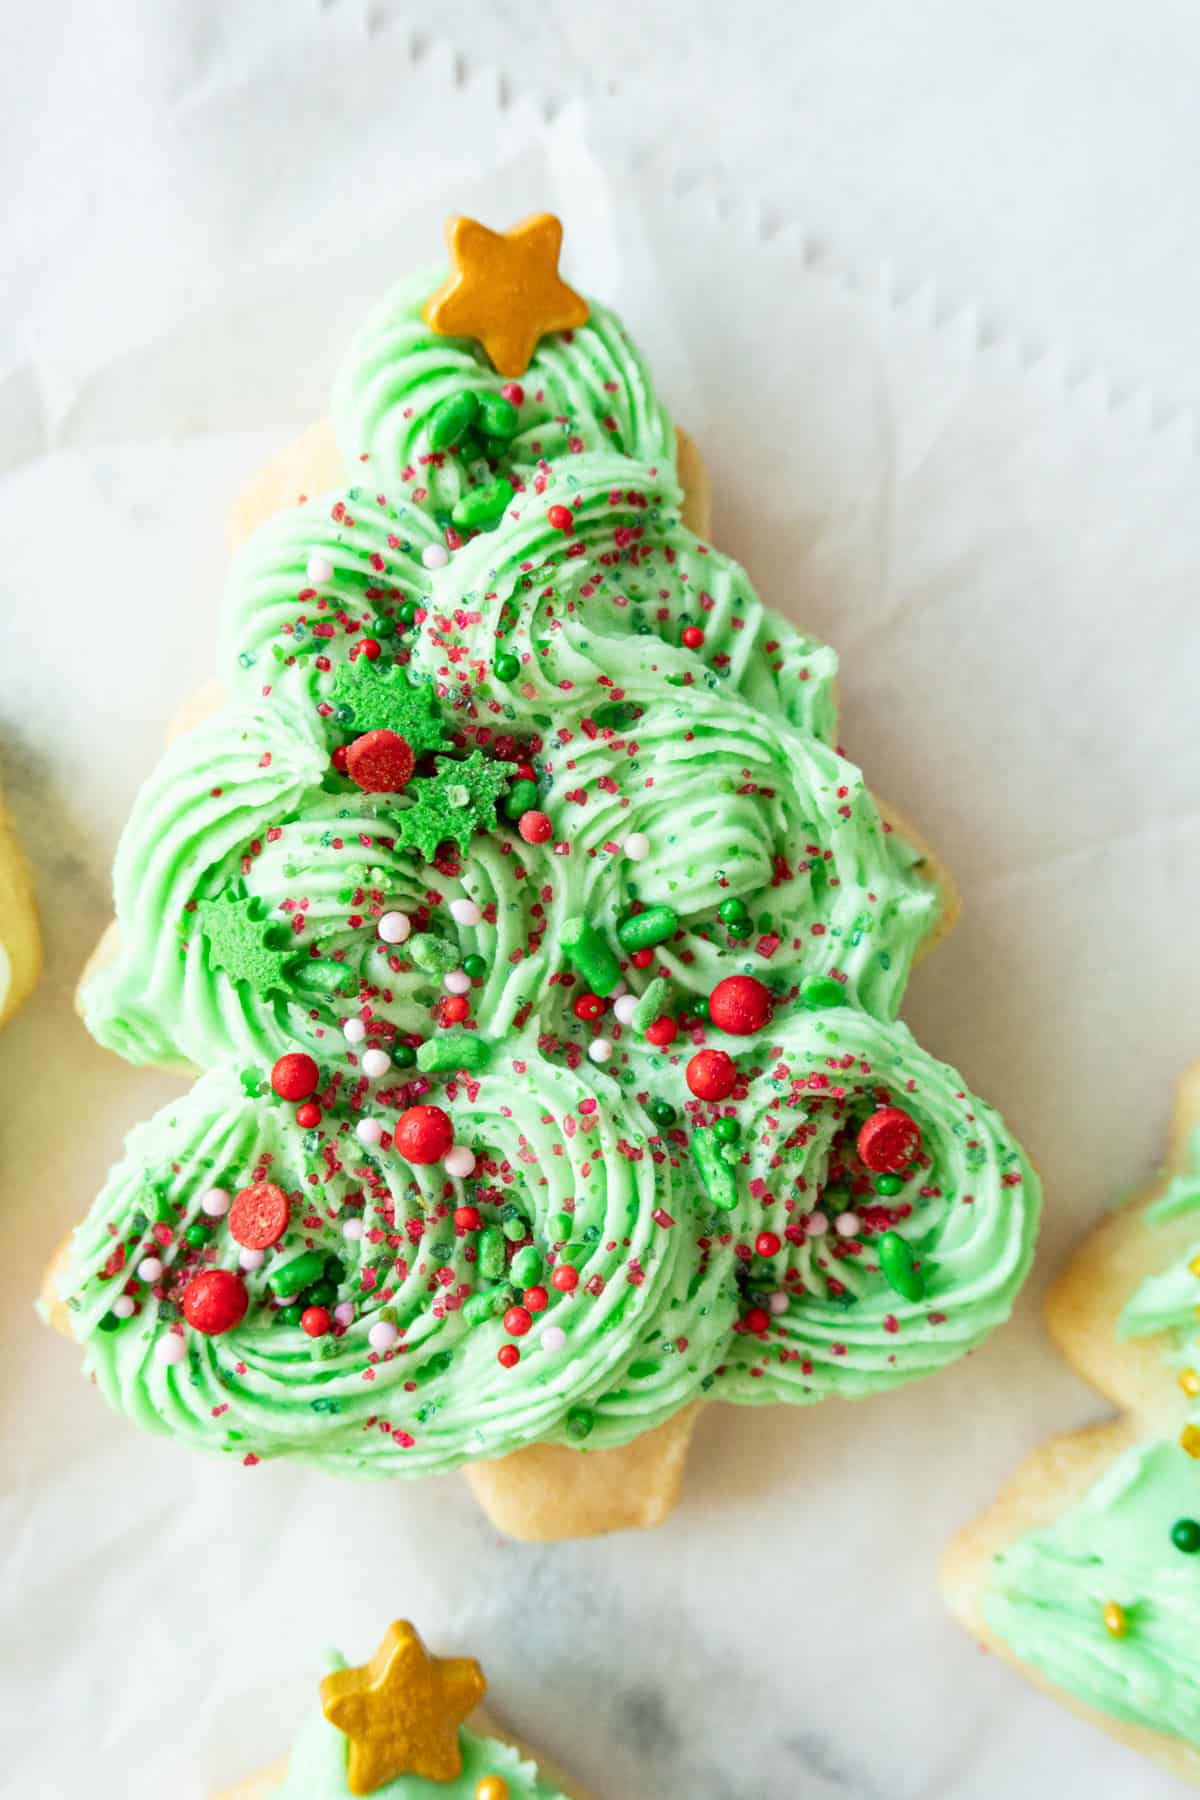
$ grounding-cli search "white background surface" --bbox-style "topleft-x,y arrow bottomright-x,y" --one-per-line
4,4 -> 1200,1796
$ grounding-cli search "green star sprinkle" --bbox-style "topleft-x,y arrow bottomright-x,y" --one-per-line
327,662 -> 448,756
196,892 -> 295,1000
393,751 -> 515,859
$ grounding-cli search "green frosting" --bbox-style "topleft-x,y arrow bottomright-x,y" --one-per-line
985,1441 -> 1200,1744
274,1711 -> 566,1799
61,251 -> 1039,1476
984,1135 -> 1200,1746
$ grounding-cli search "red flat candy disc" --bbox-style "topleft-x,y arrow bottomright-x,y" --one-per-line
229,1181 -> 291,1250
857,1106 -> 922,1173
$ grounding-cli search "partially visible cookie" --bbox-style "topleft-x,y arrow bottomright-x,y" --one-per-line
943,1065 -> 1200,1785
0,782 -> 40,1028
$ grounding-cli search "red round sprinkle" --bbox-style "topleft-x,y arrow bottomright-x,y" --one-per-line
630,947 -> 654,969
501,383 -> 524,407
441,994 -> 470,1024
229,1182 -> 291,1250
271,1052 -> 319,1101
498,1343 -> 520,1367
331,745 -> 349,773
547,503 -> 573,532
524,1285 -> 549,1313
346,728 -> 414,793
644,1015 -> 679,1047
301,1305 -> 331,1338
350,637 -> 382,662
504,1304 -> 533,1336
681,625 -> 705,649
518,809 -> 553,844
756,1231 -> 782,1258
551,1265 -> 579,1292
709,975 -> 773,1036
857,1105 -> 922,1174
743,1306 -> 771,1333
295,1101 -> 322,1129
455,1205 -> 482,1231
394,1104 -> 454,1165
686,1048 -> 737,1101
182,1269 -> 248,1336
573,992 -> 605,1021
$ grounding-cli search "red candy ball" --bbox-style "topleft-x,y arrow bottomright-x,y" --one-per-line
547,503 -> 573,532
301,1305 -> 332,1338
857,1105 -> 922,1174
573,992 -> 605,1022
229,1181 -> 291,1250
501,383 -> 524,407
743,1306 -> 771,1334
551,1265 -> 579,1292
681,625 -> 705,649
394,1104 -> 454,1165
497,1343 -> 520,1367
350,637 -> 382,662
503,1304 -> 533,1337
755,1231 -> 782,1258
295,1101 -> 322,1129
271,1053 -> 319,1101
455,1205 -> 483,1232
709,975 -> 773,1036
630,947 -> 654,969
524,1285 -> 549,1313
345,728 -> 414,794
518,809 -> 553,844
441,994 -> 470,1024
331,745 -> 349,773
644,1015 -> 679,1047
686,1048 -> 737,1101
182,1269 -> 248,1336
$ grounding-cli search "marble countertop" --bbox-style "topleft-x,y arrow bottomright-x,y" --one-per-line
4,7 -> 1200,1797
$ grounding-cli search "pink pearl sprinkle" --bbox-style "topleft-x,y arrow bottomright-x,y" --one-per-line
342,1218 -> 364,1241
356,1118 -> 383,1147
361,1048 -> 391,1079
378,911 -> 411,945
306,552 -> 334,585
449,897 -> 482,927
343,1018 -> 367,1045
768,1290 -> 789,1315
156,1335 -> 186,1366
613,994 -> 638,1025
443,969 -> 471,995
444,1144 -> 476,1179
421,543 -> 449,571
805,1212 -> 829,1237
334,1302 -> 356,1328
201,1187 -> 230,1217
239,1248 -> 265,1271
138,1256 -> 164,1282
835,1211 -> 861,1238
541,1325 -> 567,1352
112,1295 -> 135,1319
369,1321 -> 398,1353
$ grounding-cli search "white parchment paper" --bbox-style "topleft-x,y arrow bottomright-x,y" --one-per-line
3,17 -> 1198,1800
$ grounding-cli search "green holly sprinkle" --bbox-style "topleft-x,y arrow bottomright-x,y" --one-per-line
327,663 -> 448,756
196,891 -> 296,1001
392,751 -> 516,859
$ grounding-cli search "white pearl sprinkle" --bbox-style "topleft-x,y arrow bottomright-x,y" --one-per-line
768,1290 -> 789,1315
835,1211 -> 861,1238
624,832 -> 651,861
306,552 -> 334,585
342,1218 -> 364,1241
112,1295 -> 135,1319
805,1212 -> 829,1237
449,897 -> 482,927
613,994 -> 638,1026
361,1048 -> 391,1080
422,543 -> 450,570
156,1335 -> 186,1366
343,1018 -> 367,1045
369,1320 -> 398,1353
201,1187 -> 230,1217
138,1256 -> 164,1283
541,1325 -> 567,1352
444,1144 -> 476,1179
587,1038 -> 613,1064
356,1118 -> 384,1147
239,1247 -> 265,1271
334,1302 -> 356,1328
378,911 -> 411,945
443,969 -> 471,995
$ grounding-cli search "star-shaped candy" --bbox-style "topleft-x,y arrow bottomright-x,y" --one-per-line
423,213 -> 589,378
321,1619 -> 486,1795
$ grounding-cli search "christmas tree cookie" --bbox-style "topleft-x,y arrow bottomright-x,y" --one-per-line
945,1065 -> 1200,1784
45,213 -> 1040,1539
220,1618 -> 587,1798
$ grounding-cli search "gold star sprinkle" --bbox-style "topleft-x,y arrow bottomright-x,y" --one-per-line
423,213 -> 589,378
321,1620 -> 486,1795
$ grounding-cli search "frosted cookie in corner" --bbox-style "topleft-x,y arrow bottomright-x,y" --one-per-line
221,1618 -> 585,1798
945,1065 -> 1200,1786
45,210 -> 1039,1540
0,782 -> 40,1028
